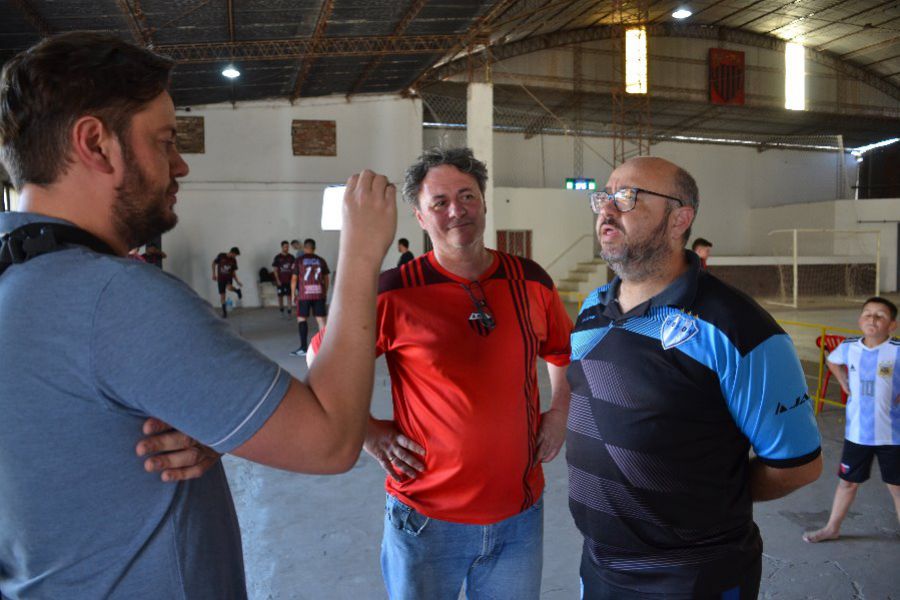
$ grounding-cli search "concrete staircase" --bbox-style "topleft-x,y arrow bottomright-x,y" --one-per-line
556,258 -> 609,308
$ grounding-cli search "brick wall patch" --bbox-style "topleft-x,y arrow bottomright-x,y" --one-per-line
292,119 -> 336,156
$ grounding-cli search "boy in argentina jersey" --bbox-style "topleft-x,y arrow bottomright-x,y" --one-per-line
568,157 -> 821,600
803,297 -> 900,543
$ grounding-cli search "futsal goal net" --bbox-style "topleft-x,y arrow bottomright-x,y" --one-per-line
767,229 -> 880,309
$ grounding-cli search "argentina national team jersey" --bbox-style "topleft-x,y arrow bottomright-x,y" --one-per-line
827,337 -> 900,446
566,251 -> 821,597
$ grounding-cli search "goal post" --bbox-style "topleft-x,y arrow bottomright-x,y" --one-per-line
767,228 -> 880,309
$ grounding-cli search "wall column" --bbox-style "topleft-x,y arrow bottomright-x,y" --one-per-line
467,82 -> 495,248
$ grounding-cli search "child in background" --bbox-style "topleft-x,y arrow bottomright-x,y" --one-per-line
803,296 -> 900,542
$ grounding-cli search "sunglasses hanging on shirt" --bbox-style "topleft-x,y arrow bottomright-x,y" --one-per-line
461,281 -> 496,334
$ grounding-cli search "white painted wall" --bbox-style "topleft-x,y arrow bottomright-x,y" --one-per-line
486,131 -> 856,207
162,95 -> 423,306
492,187 -> 594,283
748,198 -> 899,292
748,202 -> 837,255
836,199 -> 899,293
182,95 -> 422,184
155,93 -> 887,307
427,128 -> 856,259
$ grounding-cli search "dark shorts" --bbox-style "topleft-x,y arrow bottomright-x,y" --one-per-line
580,551 -> 761,600
297,298 -> 327,318
217,278 -> 234,295
277,283 -> 291,297
838,440 -> 900,484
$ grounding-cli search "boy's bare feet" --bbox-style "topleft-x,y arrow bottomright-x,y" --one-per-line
802,526 -> 840,543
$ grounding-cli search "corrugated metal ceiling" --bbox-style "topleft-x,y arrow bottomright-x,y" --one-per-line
1,0 -> 897,146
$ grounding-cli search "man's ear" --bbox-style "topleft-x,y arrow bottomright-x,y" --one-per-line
70,116 -> 118,175
671,206 -> 695,242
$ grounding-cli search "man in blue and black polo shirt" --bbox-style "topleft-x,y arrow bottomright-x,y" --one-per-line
567,157 -> 823,599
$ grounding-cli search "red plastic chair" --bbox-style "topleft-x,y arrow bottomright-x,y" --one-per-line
815,334 -> 848,412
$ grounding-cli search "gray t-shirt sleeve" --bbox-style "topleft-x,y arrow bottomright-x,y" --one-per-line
91,263 -> 291,453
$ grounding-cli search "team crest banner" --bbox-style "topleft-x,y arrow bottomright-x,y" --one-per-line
709,48 -> 745,105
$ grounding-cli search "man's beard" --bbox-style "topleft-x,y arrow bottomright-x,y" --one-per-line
111,150 -> 177,250
600,207 -> 675,282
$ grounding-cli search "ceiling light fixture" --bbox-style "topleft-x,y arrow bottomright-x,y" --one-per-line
222,66 -> 240,79
625,27 -> 648,94
672,8 -> 692,19
784,43 -> 805,110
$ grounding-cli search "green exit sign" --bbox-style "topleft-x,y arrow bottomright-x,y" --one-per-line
565,178 -> 596,191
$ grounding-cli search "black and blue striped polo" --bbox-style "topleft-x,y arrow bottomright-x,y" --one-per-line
566,251 -> 821,597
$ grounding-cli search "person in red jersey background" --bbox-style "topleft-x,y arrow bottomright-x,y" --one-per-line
290,238 -> 330,356
272,240 -> 296,317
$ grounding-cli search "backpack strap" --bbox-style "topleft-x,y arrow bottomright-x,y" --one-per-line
0,222 -> 116,277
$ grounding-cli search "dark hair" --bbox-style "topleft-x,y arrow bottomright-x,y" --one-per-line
673,168 -> 699,210
863,296 -> 898,320
303,238 -> 315,248
398,238 -> 409,248
402,147 -> 488,207
691,238 -> 713,251
290,239 -> 300,245
280,240 -> 289,246
229,246 -> 240,255
0,32 -> 174,190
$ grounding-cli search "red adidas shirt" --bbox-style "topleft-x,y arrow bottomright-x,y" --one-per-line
315,250 -> 572,524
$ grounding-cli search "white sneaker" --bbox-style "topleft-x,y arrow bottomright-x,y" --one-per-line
289,348 -> 307,357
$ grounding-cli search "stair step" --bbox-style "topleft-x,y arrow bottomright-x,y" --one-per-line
557,290 -> 585,302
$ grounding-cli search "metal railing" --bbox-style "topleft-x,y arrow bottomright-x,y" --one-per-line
776,319 -> 862,414
546,234 -> 594,273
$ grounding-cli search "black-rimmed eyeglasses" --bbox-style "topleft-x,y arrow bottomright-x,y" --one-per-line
461,281 -> 495,331
589,187 -> 687,214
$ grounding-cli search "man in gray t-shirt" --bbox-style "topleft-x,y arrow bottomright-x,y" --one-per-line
0,32 -> 397,598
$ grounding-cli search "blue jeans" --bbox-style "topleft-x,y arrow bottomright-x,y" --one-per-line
380,493 -> 544,600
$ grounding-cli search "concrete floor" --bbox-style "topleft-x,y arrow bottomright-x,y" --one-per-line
223,307 -> 899,600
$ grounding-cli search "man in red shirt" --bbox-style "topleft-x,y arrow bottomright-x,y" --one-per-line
692,237 -> 713,269
311,148 -> 572,599
271,240 -> 295,317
